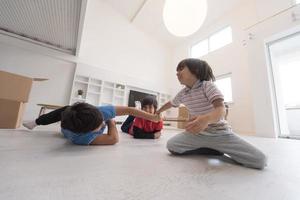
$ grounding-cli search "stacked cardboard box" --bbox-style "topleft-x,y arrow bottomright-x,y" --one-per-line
0,70 -> 45,128
177,105 -> 189,129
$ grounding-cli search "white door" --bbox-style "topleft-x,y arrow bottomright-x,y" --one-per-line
267,32 -> 300,138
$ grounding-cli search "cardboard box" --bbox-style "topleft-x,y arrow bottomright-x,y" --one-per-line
0,99 -> 26,129
0,70 -> 34,103
0,70 -> 47,129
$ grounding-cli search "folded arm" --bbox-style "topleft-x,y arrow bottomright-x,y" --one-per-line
90,119 -> 119,145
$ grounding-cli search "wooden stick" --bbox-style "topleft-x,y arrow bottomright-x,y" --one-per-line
163,118 -> 189,122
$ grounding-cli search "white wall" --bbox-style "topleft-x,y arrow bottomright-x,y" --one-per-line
78,0 -> 172,93
246,2 -> 300,137
0,35 -> 76,121
171,0 -> 300,137
0,0 -> 174,122
2,0 -> 297,133
254,0 -> 294,20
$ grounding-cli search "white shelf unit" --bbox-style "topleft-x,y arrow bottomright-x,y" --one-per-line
70,74 -> 173,124
159,93 -> 172,116
70,75 -> 126,107
70,75 -> 89,103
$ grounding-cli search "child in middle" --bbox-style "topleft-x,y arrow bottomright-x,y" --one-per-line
121,96 -> 163,139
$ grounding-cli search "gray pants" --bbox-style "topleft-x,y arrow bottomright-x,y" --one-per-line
167,131 -> 267,169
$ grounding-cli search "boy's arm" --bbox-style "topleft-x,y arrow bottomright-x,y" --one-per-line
200,99 -> 226,124
185,99 -> 226,133
115,106 -> 161,122
156,101 -> 172,114
90,120 -> 119,145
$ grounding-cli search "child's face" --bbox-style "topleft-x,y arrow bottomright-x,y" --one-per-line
176,65 -> 198,88
142,105 -> 155,114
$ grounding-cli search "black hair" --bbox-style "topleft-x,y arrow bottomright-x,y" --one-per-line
61,102 -> 103,133
141,96 -> 158,110
176,58 -> 215,81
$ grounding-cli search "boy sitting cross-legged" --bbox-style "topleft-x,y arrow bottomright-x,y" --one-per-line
121,96 -> 163,139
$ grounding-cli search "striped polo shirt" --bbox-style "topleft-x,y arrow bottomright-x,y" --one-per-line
171,80 -> 230,132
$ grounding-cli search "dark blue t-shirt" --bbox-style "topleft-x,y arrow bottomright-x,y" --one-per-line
61,105 -> 116,145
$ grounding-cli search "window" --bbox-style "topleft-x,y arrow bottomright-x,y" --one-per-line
209,27 -> 232,51
215,75 -> 233,103
191,39 -> 208,58
190,26 -> 232,58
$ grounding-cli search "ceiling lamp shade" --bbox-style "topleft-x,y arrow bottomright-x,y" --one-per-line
163,0 -> 207,37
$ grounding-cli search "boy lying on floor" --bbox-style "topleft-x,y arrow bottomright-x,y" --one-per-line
23,102 -> 161,145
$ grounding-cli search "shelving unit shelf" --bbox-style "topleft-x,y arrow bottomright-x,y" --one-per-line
70,75 -> 126,107
70,74 -> 172,123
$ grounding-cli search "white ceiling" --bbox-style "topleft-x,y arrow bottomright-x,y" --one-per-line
0,0 -> 251,54
0,0 -> 82,54
102,0 -> 251,47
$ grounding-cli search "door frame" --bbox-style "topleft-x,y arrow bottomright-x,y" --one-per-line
264,25 -> 300,138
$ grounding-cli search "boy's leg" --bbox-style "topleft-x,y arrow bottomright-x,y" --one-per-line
167,132 -> 225,156
169,147 -> 223,156
213,133 -> 267,169
167,132 -> 267,169
35,106 -> 69,125
121,115 -> 135,133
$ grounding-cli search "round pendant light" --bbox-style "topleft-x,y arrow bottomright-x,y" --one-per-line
163,0 -> 207,37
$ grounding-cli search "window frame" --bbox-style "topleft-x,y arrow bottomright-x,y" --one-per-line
208,26 -> 233,52
190,26 -> 233,58
190,39 -> 209,58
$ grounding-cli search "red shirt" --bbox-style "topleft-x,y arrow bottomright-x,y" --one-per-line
129,117 -> 163,135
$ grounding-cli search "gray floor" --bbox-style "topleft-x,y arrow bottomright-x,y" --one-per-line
0,124 -> 300,200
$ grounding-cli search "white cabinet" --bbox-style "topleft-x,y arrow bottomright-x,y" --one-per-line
101,81 -> 126,106
159,93 -> 172,116
70,75 -> 126,106
70,75 -> 90,103
70,74 -> 173,123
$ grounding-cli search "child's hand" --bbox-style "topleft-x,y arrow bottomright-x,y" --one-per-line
107,119 -> 116,127
185,115 -> 209,134
154,131 -> 161,139
152,113 -> 162,122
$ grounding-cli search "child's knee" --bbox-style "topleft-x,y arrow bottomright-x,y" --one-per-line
254,152 -> 267,169
166,138 -> 177,152
166,137 -> 183,154
246,151 -> 267,169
